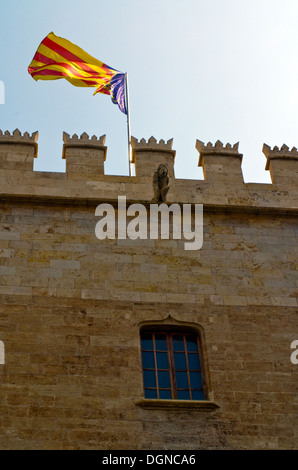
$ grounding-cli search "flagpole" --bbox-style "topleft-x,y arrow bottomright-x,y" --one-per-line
125,73 -> 132,176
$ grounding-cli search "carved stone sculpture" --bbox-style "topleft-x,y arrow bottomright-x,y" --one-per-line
153,163 -> 170,202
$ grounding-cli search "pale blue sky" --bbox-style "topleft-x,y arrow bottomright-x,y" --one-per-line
1,0 -> 298,182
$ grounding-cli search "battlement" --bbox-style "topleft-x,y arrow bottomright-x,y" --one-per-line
196,139 -> 240,156
62,131 -> 107,180
262,143 -> 298,184
62,131 -> 107,152
0,128 -> 39,143
131,136 -> 174,150
131,136 -> 176,178
0,128 -> 38,159
262,143 -> 298,164
0,129 -> 297,212
196,139 -> 243,182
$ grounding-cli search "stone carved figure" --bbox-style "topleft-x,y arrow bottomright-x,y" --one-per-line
153,163 -> 170,203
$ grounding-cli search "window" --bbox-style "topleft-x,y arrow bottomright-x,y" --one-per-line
140,330 -> 206,400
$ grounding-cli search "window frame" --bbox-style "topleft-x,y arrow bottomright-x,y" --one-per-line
140,328 -> 207,401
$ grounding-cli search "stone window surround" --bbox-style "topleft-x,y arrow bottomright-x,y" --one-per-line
136,316 -> 219,411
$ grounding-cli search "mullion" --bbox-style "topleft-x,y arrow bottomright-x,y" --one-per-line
183,334 -> 192,400
141,333 -> 157,398
167,334 -> 176,399
152,333 -> 160,399
171,334 -> 190,399
161,334 -> 174,399
187,335 -> 204,398
154,334 -> 172,398
196,336 -> 206,399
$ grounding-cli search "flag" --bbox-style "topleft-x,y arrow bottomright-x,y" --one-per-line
28,32 -> 127,114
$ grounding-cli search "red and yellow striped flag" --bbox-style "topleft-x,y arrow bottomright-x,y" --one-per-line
28,32 -> 127,114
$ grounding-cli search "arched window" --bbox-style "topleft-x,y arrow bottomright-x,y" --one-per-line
140,329 -> 206,400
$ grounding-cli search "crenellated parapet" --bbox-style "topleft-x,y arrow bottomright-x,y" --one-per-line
62,131 -> 107,180
0,129 -> 297,211
0,128 -> 39,144
62,131 -> 106,152
131,136 -> 176,178
196,140 -> 240,156
196,139 -> 243,183
0,129 -> 38,169
262,143 -> 298,184
131,136 -> 174,151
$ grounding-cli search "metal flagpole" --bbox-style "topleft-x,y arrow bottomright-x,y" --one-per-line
125,73 -> 132,176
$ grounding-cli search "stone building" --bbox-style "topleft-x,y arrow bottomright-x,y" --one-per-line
0,129 -> 297,449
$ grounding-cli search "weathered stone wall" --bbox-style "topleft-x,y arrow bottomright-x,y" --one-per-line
0,130 -> 297,450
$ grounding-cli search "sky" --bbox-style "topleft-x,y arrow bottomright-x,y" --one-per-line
1,0 -> 298,183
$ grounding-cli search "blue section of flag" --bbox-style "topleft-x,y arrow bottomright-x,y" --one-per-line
110,73 -> 127,115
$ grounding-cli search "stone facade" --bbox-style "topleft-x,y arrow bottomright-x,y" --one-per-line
0,129 -> 297,450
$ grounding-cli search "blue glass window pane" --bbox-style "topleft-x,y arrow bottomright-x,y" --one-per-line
142,332 -> 203,402
191,390 -> 204,400
177,390 -> 190,400
159,389 -> 172,399
142,351 -> 155,369
155,334 -> 167,351
190,371 -> 203,389
172,335 -> 184,351
186,336 -> 198,352
144,388 -> 157,399
143,370 -> 156,388
188,353 -> 201,370
141,334 -> 153,350
156,352 -> 169,369
174,352 -> 187,370
176,371 -> 189,389
158,371 -> 171,388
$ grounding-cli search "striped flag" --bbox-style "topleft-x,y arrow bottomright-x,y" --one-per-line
28,32 -> 127,114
